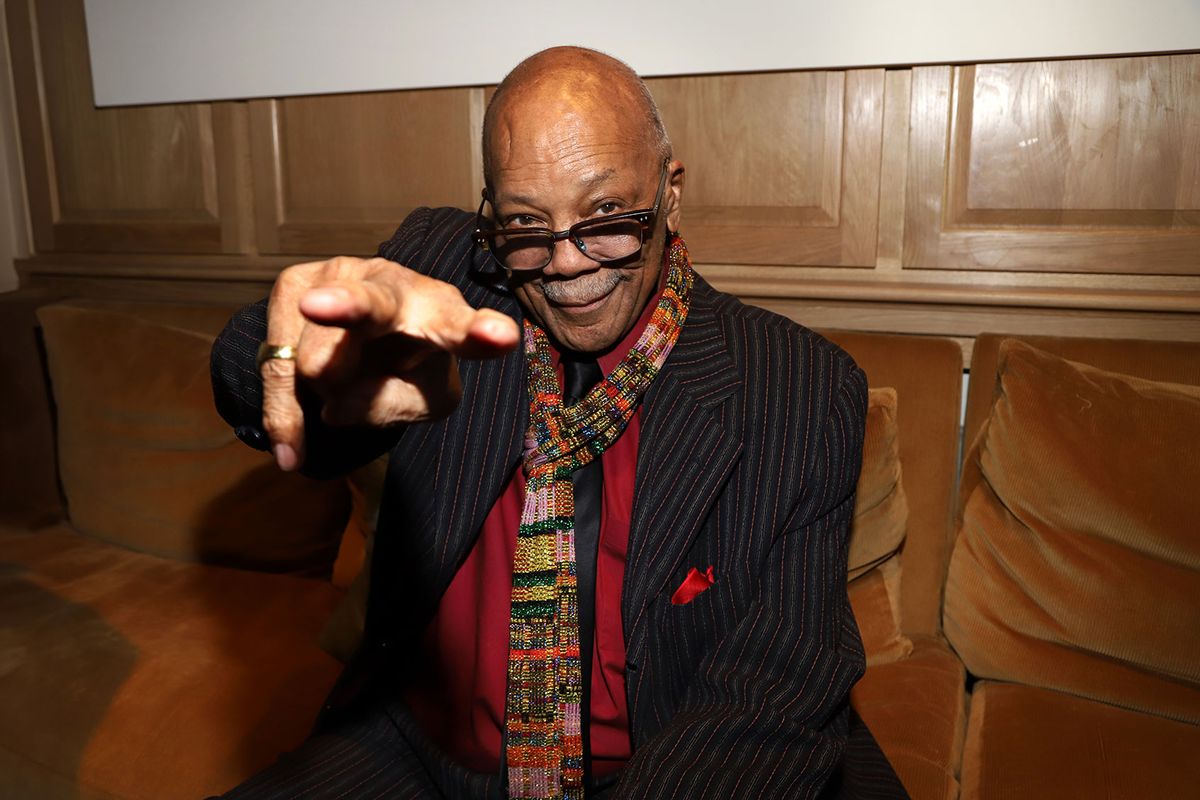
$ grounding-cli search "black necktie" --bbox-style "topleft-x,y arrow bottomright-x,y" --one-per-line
563,357 -> 603,789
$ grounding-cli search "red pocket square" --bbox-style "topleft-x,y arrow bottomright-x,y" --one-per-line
672,566 -> 715,605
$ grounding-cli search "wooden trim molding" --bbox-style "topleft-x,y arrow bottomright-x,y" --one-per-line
18,253 -> 1200,315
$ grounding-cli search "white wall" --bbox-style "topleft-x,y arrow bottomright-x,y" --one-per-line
84,0 -> 1200,107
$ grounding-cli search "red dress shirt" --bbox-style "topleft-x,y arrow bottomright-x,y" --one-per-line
403,287 -> 665,777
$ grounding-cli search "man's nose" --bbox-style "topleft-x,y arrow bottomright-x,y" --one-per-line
542,235 -> 595,278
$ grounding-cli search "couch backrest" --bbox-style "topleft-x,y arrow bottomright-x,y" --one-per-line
961,334 -> 1200,511
949,333 -> 1200,723
1,292 -> 246,526
0,295 -> 353,578
965,334 -> 1200,455
820,330 -> 963,638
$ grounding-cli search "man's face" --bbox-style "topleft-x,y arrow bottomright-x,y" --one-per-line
487,99 -> 682,354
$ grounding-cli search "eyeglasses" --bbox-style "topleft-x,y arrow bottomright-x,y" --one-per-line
473,160 -> 669,273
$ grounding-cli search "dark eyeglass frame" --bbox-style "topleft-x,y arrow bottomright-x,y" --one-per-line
472,159 -> 670,273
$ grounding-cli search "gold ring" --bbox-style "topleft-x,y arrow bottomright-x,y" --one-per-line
256,343 -> 298,370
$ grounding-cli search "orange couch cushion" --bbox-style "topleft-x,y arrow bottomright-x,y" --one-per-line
945,340 -> 1200,722
821,331 -> 962,639
960,682 -> 1200,800
848,558 -> 912,667
36,301 -> 350,575
0,523 -> 343,800
849,388 -> 909,580
851,636 -> 967,800
846,387 -> 913,666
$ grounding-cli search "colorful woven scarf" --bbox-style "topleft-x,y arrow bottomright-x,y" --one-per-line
505,235 -> 694,800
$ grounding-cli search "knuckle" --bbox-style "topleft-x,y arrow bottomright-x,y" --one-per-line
295,330 -> 354,384
437,281 -> 465,303
295,346 -> 332,380
273,262 -> 315,295
260,406 -> 300,439
422,280 -> 464,311
325,255 -> 367,279
259,357 -> 297,381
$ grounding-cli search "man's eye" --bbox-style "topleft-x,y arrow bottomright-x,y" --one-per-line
506,215 -> 540,228
597,202 -> 621,215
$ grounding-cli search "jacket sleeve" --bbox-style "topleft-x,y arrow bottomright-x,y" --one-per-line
209,207 -> 437,480
612,364 -> 869,799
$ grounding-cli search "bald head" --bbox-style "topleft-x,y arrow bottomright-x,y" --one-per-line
478,47 -> 684,354
482,47 -> 670,191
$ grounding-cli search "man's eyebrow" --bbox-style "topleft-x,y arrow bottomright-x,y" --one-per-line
498,193 -> 539,209
497,168 -> 621,209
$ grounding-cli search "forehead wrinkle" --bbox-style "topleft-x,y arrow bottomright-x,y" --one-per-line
489,76 -> 652,160
580,167 -> 617,188
492,120 -> 515,172
494,132 -> 642,179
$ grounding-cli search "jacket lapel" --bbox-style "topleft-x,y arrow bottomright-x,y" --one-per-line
427,267 -> 527,594
411,263 -> 745,633
622,278 -> 744,657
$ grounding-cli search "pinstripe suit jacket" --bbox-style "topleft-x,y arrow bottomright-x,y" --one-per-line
212,206 -> 881,798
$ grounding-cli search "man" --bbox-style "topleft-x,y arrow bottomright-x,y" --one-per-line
212,47 -> 904,799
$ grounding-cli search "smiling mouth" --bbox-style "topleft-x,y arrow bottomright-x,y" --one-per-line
551,289 -> 613,310
541,272 -> 625,311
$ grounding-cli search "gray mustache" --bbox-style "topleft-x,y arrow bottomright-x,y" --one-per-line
539,270 -> 625,304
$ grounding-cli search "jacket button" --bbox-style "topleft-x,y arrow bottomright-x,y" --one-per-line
235,425 -> 268,450
625,661 -> 639,673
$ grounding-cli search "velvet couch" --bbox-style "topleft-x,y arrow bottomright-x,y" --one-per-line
2,289 -> 1196,799
941,334 -> 1200,800
0,291 -> 352,799
851,331 -> 1200,800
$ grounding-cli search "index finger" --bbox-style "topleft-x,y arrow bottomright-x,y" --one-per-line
299,273 -> 520,360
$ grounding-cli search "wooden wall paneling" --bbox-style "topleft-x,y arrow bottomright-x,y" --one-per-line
248,87 -> 483,257
20,271 -> 276,305
647,69 -> 884,272
5,0 -> 52,252
7,0 -> 243,255
839,69 -> 886,266
875,69 -> 912,272
915,55 -> 1200,274
249,99 -> 284,255
902,65 -> 953,270
213,102 -> 255,254
8,20 -> 1199,349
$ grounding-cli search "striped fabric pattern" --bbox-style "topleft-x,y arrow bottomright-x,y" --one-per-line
211,206 -> 905,798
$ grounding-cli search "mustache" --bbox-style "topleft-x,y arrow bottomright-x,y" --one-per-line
538,269 -> 627,304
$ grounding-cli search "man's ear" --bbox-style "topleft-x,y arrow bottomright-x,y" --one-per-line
665,159 -> 685,233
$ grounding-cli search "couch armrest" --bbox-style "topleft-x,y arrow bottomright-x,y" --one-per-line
0,288 -> 66,525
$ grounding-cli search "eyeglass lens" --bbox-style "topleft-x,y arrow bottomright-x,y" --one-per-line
492,217 -> 645,271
